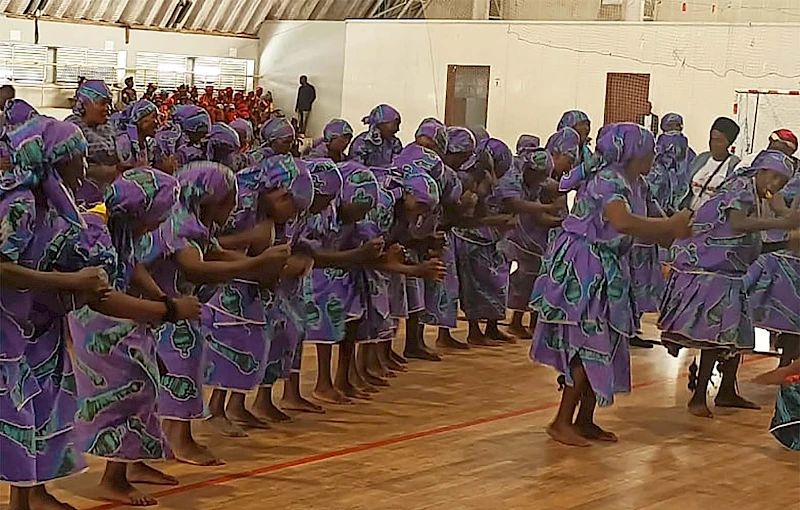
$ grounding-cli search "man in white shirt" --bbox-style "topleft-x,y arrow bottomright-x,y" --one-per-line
686,117 -> 741,211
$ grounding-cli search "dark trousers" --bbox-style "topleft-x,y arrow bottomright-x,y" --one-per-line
298,110 -> 311,134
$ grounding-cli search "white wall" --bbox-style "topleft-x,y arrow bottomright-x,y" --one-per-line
339,20 -> 800,151
257,21 -> 347,139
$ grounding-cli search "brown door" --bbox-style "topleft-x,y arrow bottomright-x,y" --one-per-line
445,65 -> 490,128
604,73 -> 651,125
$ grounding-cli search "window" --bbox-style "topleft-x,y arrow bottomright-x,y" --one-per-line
55,47 -> 119,85
0,43 -> 48,84
194,57 -> 251,91
135,52 -> 191,92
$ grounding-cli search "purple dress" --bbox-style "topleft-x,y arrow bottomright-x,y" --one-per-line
66,114 -> 119,208
659,170 -> 762,353
629,178 -> 665,318
202,185 -> 270,393
530,167 -> 641,406
349,131 -> 402,168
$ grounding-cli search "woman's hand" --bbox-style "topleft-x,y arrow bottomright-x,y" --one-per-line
779,210 -> 800,231
173,296 -> 201,321
789,229 -> 800,255
73,267 -> 112,301
416,258 -> 447,282
668,209 -> 693,240
259,243 -> 291,265
358,237 -> 385,261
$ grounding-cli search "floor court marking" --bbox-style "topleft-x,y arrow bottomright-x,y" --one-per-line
84,355 -> 768,510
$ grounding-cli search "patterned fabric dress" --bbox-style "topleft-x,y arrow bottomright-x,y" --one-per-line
172,105 -> 211,167
349,104 -> 403,168
745,174 -> 800,335
530,123 -> 654,406
137,162 -> 237,419
453,138 -> 513,322
110,99 -> 158,170
659,150 -> 795,354
70,168 -> 177,463
496,150 -> 553,313
629,179 -> 665,318
0,118 -> 89,484
771,375 -> 800,451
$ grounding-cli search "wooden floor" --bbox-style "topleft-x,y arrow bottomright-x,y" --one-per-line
2,315 -> 798,510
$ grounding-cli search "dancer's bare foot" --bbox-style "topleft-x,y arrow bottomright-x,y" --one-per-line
281,394 -> 326,413
404,347 -> 442,361
337,380 -> 372,399
385,356 -> 408,372
313,387 -> 354,405
546,423 -> 590,447
390,349 -> 408,364
714,394 -> 761,410
127,462 -> 178,485
687,395 -> 714,418
98,476 -> 156,507
576,422 -> 618,442
467,332 -> 501,347
486,325 -> 516,343
207,415 -> 248,437
506,324 -> 532,340
364,369 -> 390,387
29,486 -> 78,510
227,406 -> 273,429
251,400 -> 293,422
436,331 -> 470,349
172,441 -> 224,466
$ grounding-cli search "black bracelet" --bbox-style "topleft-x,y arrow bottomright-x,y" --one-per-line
158,295 -> 178,323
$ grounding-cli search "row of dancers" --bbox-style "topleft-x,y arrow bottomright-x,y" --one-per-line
1,77 -> 799,510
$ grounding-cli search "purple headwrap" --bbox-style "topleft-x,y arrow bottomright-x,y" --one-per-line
362,104 -> 401,146
557,110 -> 590,131
172,105 -> 211,135
238,155 -> 314,213
545,127 -> 581,162
2,117 -> 87,227
154,121 -> 182,163
660,112 -> 684,133
596,122 -> 656,170
415,117 -> 447,154
338,161 -> 380,208
323,119 -> 354,142
468,126 -> 490,145
516,134 -> 541,155
751,149 -> 796,179
206,122 -> 241,163
3,99 -> 38,129
402,167 -> 440,209
467,138 -> 513,177
307,158 -> 343,197
176,161 -> 238,216
111,99 -> 158,168
105,167 -> 179,281
230,118 -> 254,146
446,126 -> 476,154
260,117 -> 295,144
520,147 -> 554,177
73,80 -> 112,116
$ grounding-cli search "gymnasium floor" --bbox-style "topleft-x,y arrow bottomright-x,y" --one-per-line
2,315 -> 798,509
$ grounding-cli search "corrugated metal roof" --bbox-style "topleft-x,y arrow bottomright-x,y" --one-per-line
1,0 -> 428,36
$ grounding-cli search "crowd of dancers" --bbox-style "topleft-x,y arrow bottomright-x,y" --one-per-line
1,77 -> 799,510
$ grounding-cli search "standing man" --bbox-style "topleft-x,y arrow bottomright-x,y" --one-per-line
684,117 -> 741,211
637,101 -> 660,138
120,76 -> 137,106
295,75 -> 316,136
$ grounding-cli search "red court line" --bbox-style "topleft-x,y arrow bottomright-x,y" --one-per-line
85,355 -> 767,510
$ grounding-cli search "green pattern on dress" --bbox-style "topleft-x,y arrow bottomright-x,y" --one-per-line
128,346 -> 160,389
76,380 -> 145,422
160,373 -> 197,401
86,322 -> 136,355
53,446 -> 79,478
171,321 -> 197,359
205,335 -> 258,374
126,416 -> 164,458
0,419 -> 42,456
220,287 -> 244,317
87,425 -> 127,457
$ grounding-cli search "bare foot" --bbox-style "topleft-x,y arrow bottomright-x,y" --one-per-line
280,395 -> 326,414
364,369 -> 390,387
577,423 -> 618,442
313,387 -> 354,405
227,406 -> 273,429
390,349 -> 408,364
486,326 -> 516,343
506,324 -> 532,340
98,477 -> 156,507
207,415 -> 248,437
337,381 -> 372,400
385,357 -> 408,372
467,333 -> 501,347
29,486 -> 78,510
714,394 -> 761,410
172,441 -> 224,466
404,347 -> 442,361
251,401 -> 293,422
687,397 -> 714,418
127,462 -> 178,485
546,423 -> 590,447
436,333 -> 471,350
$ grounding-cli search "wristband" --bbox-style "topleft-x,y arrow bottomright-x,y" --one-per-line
158,295 -> 178,323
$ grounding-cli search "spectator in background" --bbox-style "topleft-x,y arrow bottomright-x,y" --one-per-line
684,116 -> 741,211
637,101 -> 660,138
295,75 -> 316,135
120,76 -> 137,106
0,85 -> 15,129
